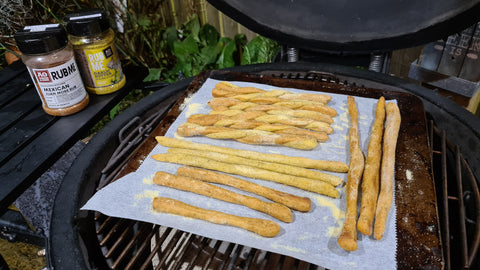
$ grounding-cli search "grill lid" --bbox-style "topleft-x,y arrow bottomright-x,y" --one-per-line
208,0 -> 480,54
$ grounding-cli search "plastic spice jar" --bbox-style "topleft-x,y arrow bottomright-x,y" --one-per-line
14,24 -> 89,116
64,9 -> 126,95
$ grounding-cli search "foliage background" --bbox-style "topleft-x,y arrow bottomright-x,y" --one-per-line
0,0 -> 280,79
0,0 -> 280,131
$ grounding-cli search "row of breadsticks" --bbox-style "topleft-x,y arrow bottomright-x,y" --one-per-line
176,81 -> 337,150
337,96 -> 401,251
151,136 -> 348,237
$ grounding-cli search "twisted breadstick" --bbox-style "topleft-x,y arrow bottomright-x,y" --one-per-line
357,97 -> 386,236
255,114 -> 334,134
212,82 -> 332,104
177,123 -> 319,150
208,99 -> 337,117
338,96 -> 365,251
189,112 -> 333,134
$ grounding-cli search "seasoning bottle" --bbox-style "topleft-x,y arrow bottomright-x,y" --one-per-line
14,24 -> 89,116
64,9 -> 126,95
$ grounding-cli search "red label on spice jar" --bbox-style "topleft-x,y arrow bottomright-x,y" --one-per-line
29,58 -> 87,109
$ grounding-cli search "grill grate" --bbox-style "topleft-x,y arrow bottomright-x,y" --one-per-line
429,121 -> 480,270
91,73 -> 479,270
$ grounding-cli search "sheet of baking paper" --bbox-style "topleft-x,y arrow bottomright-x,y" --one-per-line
82,78 -> 397,270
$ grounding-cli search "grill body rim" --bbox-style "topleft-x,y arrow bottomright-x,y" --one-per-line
48,62 -> 480,269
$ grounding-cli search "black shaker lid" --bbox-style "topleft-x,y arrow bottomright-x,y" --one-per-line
14,24 -> 68,54
64,9 -> 110,36
208,0 -> 480,54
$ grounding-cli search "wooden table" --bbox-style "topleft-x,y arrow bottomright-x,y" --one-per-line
0,60 -> 147,215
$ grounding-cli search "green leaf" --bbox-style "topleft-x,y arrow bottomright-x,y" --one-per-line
199,24 -> 220,46
163,26 -> 179,51
137,15 -> 152,30
109,104 -> 120,120
216,38 -> 236,69
173,35 -> 199,57
143,68 -> 163,82
241,36 -> 279,65
183,15 -> 201,42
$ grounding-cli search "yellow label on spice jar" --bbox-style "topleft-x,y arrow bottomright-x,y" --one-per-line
75,44 -> 125,94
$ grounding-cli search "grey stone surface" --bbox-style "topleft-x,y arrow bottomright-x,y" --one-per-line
14,141 -> 86,237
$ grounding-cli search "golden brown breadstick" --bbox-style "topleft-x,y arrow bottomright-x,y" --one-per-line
177,123 -> 319,150
357,97 -> 386,236
177,167 -> 312,212
255,125 -> 329,142
266,109 -> 334,124
374,102 -> 401,240
255,114 -> 334,134
168,148 -> 343,186
151,153 -> 339,197
298,104 -> 337,117
155,136 -> 348,172
176,123 -> 231,136
153,172 -> 293,222
152,197 -> 280,237
208,97 -> 242,109
279,93 -> 331,104
338,96 -> 365,251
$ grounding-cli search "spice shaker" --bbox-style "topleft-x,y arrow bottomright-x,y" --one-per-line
64,9 -> 126,95
14,24 -> 89,116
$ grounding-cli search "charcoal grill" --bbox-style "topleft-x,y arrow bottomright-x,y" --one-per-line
48,1 -> 480,269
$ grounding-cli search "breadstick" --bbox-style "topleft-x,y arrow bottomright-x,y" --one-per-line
177,123 -> 319,150
153,172 -> 293,222
374,102 -> 401,240
151,153 -> 339,197
168,148 -> 343,186
152,197 -> 280,237
176,167 -> 311,212
279,93 -> 331,104
337,96 -> 365,251
155,136 -> 348,172
245,100 -> 337,117
208,97 -> 242,108
255,125 -> 329,142
176,123 -> 231,136
357,97 -> 386,236
255,114 -> 334,134
266,109 -> 334,124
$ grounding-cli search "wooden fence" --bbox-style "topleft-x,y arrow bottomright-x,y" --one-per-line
162,0 -> 257,41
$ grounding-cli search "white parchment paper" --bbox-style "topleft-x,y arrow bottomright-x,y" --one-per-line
82,78 -> 397,270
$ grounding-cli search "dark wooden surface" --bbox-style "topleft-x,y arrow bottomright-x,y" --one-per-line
0,60 -> 147,215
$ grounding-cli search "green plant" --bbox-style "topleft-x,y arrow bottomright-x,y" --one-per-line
141,16 -> 280,83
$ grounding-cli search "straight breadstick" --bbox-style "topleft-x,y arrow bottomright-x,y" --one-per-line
153,172 -> 293,222
337,96 -> 365,251
374,103 -> 401,240
155,136 -> 348,172
168,148 -> 343,186
151,153 -> 339,197
357,97 -> 386,236
152,197 -> 280,237
177,167 -> 311,212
